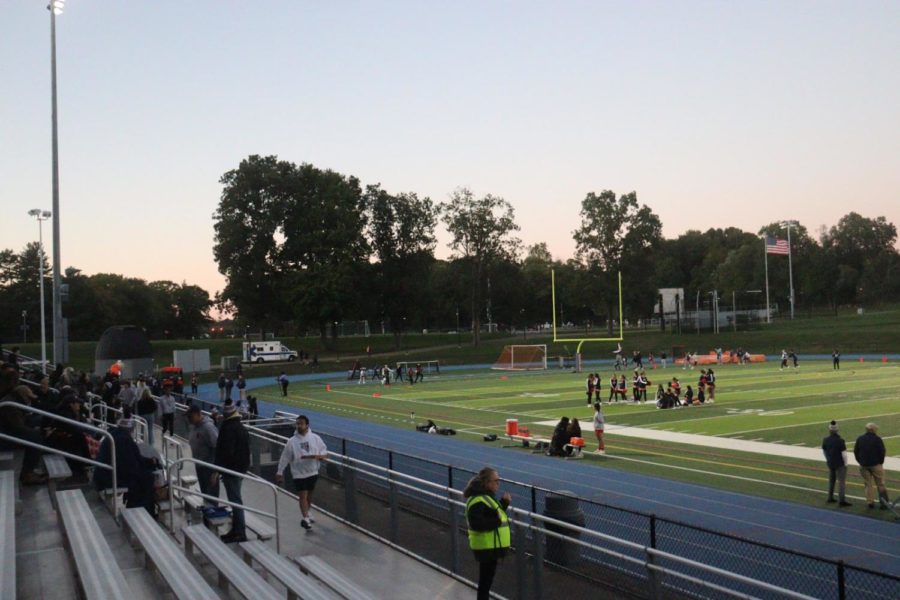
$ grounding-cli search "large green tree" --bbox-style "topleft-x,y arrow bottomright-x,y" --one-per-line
440,188 -> 521,346
573,190 -> 662,333
366,185 -> 437,348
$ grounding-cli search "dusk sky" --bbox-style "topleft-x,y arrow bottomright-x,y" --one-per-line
3,1 -> 898,297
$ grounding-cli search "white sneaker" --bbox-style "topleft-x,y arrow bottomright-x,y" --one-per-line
301,518 -> 311,530
307,516 -> 315,524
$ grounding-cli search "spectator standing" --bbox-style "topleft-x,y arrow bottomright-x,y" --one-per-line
464,467 -> 511,600
592,403 -> 606,454
247,395 -> 258,418
118,380 -> 137,413
278,372 -> 289,397
832,351 -> 840,370
236,374 -> 246,402
821,421 -> 851,507
224,376 -> 234,401
190,373 -> 199,395
214,400 -> 250,542
217,373 -> 226,402
275,415 -> 328,530
136,388 -> 157,446
854,423 -> 890,509
186,406 -> 219,509
158,384 -> 177,437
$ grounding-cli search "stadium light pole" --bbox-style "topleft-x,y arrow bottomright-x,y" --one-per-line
22,310 -> 28,344
49,0 -> 67,366
780,220 -> 798,320
29,209 -> 52,374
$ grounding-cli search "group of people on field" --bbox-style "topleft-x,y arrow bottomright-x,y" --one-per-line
584,369 -> 716,408
352,362 -> 425,386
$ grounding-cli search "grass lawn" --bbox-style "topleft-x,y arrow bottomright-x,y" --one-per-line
251,359 -> 900,520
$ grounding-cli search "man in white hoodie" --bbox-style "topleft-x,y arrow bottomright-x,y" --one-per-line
275,415 -> 328,530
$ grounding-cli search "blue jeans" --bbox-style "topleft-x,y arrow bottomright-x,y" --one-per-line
222,475 -> 245,536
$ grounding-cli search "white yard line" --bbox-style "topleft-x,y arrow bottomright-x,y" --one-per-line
716,411 -> 900,437
533,419 -> 900,471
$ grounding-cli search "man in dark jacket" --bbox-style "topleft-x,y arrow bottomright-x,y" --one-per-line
854,423 -> 890,509
0,369 -> 47,485
821,421 -> 851,507
95,417 -> 158,516
214,401 -> 250,542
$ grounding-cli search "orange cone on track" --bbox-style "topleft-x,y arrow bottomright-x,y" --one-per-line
326,384 -> 332,391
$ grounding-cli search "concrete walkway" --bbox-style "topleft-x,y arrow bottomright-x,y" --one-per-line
537,419 -> 900,470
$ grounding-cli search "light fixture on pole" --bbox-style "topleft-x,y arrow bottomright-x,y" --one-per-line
48,0 -> 68,366
29,209 -> 52,374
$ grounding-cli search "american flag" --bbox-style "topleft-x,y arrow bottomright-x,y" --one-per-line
766,236 -> 789,255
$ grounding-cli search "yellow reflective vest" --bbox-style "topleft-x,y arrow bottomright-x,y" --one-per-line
465,494 -> 511,551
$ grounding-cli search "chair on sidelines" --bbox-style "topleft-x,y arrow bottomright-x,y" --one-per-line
294,555 -> 376,600
55,489 -> 132,599
241,540 -> 341,600
182,524 -> 281,600
122,507 -> 219,600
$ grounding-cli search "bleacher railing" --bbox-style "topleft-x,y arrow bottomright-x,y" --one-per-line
0,402 -> 120,519
251,410 -> 900,600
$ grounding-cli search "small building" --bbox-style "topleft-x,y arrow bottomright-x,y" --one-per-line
95,325 -> 154,379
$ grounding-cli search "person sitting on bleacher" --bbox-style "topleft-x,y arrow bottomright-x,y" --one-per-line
45,391 -> 91,476
0,367 -> 47,485
548,417 -> 570,457
95,415 -> 159,516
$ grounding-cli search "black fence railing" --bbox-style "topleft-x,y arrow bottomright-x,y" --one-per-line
278,424 -> 898,600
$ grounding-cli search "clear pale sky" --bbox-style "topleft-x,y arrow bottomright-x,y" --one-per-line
3,1 -> 898,296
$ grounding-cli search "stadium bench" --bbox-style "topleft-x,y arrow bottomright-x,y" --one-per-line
241,540 -> 341,600
506,433 -> 552,453
122,507 -> 219,600
294,554 -> 376,600
180,483 -> 275,539
55,489 -> 132,599
182,524 -> 281,600
0,471 -> 15,600
563,443 -> 584,460
43,453 -> 72,509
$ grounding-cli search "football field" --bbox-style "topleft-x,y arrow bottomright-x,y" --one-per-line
252,360 -> 900,517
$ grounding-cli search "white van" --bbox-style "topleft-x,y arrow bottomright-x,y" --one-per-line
242,341 -> 298,363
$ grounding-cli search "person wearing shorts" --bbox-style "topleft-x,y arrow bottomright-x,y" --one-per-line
592,403 -> 606,455
275,415 -> 328,530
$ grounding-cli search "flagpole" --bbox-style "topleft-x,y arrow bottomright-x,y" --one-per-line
764,236 -> 771,323
785,221 -> 795,320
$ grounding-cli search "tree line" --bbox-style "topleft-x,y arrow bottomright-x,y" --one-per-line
0,243 -> 212,343
213,155 -> 900,347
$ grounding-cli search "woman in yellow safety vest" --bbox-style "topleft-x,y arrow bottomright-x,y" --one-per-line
464,467 -> 511,600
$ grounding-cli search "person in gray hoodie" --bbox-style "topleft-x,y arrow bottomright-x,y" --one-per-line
186,406 -> 219,508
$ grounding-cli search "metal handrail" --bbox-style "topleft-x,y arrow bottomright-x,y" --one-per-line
83,397 -> 150,445
244,425 -> 815,600
165,457 -> 281,552
0,401 -> 119,519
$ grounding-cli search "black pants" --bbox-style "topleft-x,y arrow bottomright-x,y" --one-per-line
281,382 -> 289,397
477,559 -> 498,600
161,413 -> 175,436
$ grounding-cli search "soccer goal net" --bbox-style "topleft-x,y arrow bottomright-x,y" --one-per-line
396,360 -> 441,374
492,345 -> 548,370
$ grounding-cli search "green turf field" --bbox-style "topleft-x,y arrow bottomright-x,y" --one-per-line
251,359 -> 900,519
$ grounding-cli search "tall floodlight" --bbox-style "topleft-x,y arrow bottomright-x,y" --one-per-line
49,0 -> 67,365
29,209 -> 52,374
781,220 -> 798,320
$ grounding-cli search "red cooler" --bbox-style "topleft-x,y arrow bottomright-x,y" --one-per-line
506,419 -> 519,436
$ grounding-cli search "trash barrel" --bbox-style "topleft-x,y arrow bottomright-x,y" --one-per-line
543,492 -> 586,566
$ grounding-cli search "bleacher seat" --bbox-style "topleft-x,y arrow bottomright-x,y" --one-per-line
182,524 -> 281,600
1,471 -> 15,600
294,555 -> 376,600
55,489 -> 132,598
241,540 -> 341,600
43,453 -> 72,509
122,507 -> 219,600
